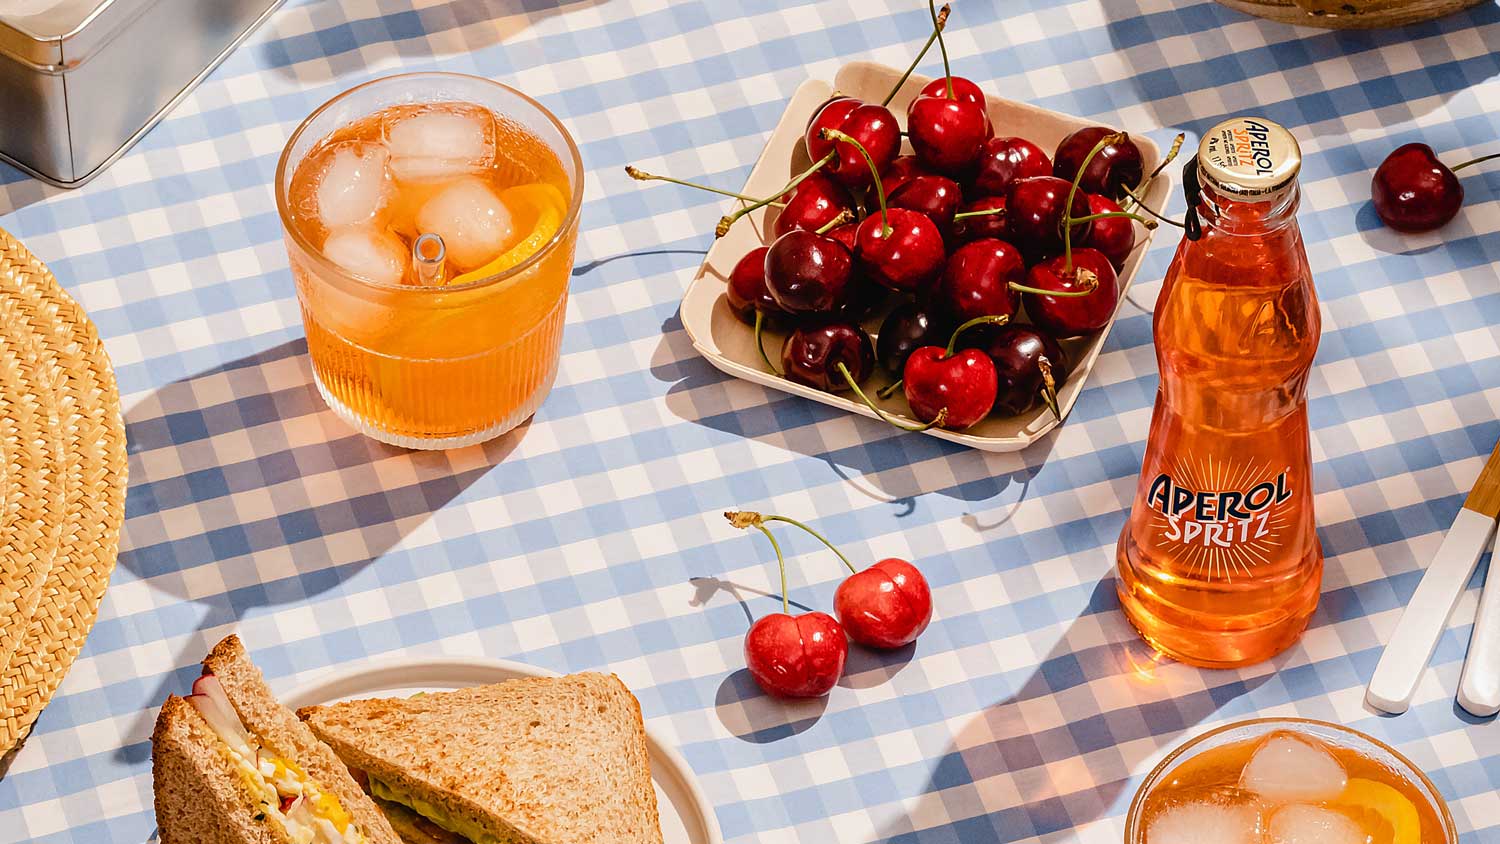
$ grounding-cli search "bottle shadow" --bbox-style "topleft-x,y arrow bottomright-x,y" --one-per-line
109,337 -> 521,765
257,0 -> 610,84
871,577 -> 1274,842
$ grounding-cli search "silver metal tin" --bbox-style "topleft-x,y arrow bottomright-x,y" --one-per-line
0,0 -> 285,188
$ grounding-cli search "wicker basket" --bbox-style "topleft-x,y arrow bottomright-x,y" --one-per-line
1216,0 -> 1485,28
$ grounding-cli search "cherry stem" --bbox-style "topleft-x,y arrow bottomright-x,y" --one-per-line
838,362 -> 946,431
1121,185 -> 1186,229
760,524 -> 791,615
625,165 -> 785,207
754,310 -> 781,375
1038,357 -> 1060,422
1452,151 -> 1500,172
717,152 -> 835,238
814,208 -> 855,235
1069,210 -> 1158,229
952,205 -> 1005,221
877,379 -> 904,400
1063,133 -> 1123,272
823,129 -> 890,237
1009,277 -> 1097,297
945,314 -> 1009,355
883,3 -> 950,107
759,515 -> 858,574
929,0 -> 954,100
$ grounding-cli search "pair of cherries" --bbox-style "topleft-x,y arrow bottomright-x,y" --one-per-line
726,510 -> 932,699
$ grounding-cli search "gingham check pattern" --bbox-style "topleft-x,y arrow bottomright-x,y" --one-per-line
2,0 -> 1499,841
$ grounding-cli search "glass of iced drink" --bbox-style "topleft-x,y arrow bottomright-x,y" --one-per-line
276,73 -> 582,448
1127,718 -> 1456,844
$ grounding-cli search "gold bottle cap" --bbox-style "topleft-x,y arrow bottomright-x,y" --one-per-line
1196,117 -> 1301,201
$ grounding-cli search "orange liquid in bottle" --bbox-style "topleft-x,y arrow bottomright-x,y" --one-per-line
1116,118 -> 1322,668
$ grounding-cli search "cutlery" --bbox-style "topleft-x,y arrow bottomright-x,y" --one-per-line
1458,530 -> 1500,717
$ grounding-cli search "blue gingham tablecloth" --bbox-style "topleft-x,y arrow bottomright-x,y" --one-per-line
2,0 -> 1499,841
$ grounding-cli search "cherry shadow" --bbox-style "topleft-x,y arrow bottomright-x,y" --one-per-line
871,577 -> 1275,842
110,337 -> 521,765
258,0 -> 610,84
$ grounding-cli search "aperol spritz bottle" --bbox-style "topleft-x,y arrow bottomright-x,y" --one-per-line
1116,117 -> 1322,668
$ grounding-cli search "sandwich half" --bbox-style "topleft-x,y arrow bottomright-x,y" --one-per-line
297,672 -> 663,844
152,634 -> 404,844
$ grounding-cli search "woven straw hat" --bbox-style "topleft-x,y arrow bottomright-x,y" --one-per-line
0,225 -> 127,759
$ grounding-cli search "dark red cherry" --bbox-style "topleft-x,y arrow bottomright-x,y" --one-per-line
960,323 -> 1068,417
953,195 -> 1007,243
935,238 -> 1024,324
1004,176 -> 1092,262
969,136 -> 1052,199
1023,247 -> 1119,337
782,321 -> 875,392
1372,142 -> 1464,233
906,94 -> 990,176
1053,127 -> 1144,201
902,346 -> 998,430
805,97 -> 861,162
880,154 -> 938,198
876,303 -> 950,375
1082,193 -> 1136,271
825,221 -> 860,251
725,247 -> 779,325
820,103 -> 902,191
831,274 -> 888,323
773,172 -> 854,238
919,76 -> 987,108
763,229 -> 852,315
889,174 -> 963,245
854,208 -> 946,293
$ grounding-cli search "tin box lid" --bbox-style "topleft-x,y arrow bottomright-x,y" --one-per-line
0,0 -> 156,70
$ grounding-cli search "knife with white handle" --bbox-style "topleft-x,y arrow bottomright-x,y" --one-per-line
1458,528 -> 1500,717
1367,437 -> 1500,714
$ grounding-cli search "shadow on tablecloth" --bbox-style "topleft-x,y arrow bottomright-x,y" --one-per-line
111,337 -> 524,764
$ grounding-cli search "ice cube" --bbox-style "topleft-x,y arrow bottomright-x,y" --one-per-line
1240,733 -> 1348,803
385,106 -> 494,183
413,177 -> 515,271
1267,805 -> 1365,844
302,141 -> 394,229
321,228 -> 408,287
1146,801 -> 1260,844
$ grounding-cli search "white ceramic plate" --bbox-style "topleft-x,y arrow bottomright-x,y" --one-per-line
282,657 -> 723,844
681,61 -> 1173,451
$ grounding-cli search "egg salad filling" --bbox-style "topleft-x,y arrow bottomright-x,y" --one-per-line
189,672 -> 367,844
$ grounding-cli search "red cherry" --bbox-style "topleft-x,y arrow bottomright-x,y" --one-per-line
969,136 -> 1052,199
763,229 -> 852,314
1372,142 -> 1465,233
880,154 -> 938,198
953,195 -> 1007,243
834,558 -> 933,649
825,221 -> 859,251
902,346 -> 998,429
782,321 -> 874,392
906,93 -> 990,176
725,247 -> 778,325
744,611 -> 848,698
1082,193 -> 1136,270
935,238 -> 1024,324
1053,127 -> 1144,201
1023,247 -> 1119,337
806,97 -> 861,162
919,76 -> 987,108
815,103 -> 901,191
854,208 -> 946,293
1004,175 -> 1092,262
889,174 -> 963,245
773,173 -> 854,238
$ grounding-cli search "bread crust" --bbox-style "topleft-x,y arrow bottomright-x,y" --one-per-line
151,694 -> 292,844
300,672 -> 663,844
202,635 -> 405,844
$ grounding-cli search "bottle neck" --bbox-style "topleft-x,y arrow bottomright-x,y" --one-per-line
1194,181 -> 1300,237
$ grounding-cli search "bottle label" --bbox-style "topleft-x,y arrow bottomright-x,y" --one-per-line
1144,458 -> 1293,578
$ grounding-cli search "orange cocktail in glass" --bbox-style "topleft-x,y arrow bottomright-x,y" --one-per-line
276,72 -> 582,448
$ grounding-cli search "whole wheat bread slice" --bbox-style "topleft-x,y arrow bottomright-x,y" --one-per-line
298,673 -> 663,844
195,634 -> 404,844
152,695 -> 294,844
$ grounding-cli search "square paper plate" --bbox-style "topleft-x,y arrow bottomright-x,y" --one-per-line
680,61 -> 1172,452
